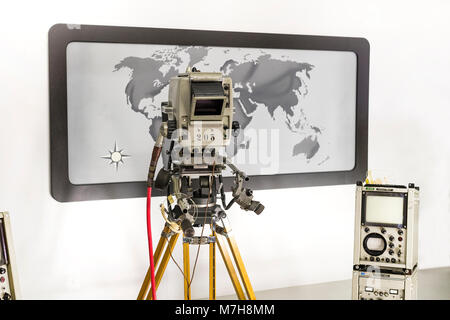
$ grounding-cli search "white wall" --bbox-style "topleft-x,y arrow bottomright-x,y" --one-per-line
0,0 -> 449,299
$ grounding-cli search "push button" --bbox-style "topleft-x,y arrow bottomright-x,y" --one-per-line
389,289 -> 398,295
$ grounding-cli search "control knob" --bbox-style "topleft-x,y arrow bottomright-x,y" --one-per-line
1,292 -> 11,300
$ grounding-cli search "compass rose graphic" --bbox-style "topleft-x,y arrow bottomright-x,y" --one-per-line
101,142 -> 131,171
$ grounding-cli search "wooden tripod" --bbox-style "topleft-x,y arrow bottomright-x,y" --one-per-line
137,221 -> 256,300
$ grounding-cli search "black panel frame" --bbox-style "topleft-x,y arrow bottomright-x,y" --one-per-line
49,23 -> 369,202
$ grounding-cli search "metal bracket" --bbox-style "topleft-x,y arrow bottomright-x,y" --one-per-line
183,236 -> 216,245
214,226 -> 228,237
161,223 -> 176,238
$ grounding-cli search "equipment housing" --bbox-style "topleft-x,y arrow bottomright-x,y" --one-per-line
352,269 -> 417,300
353,183 -> 419,273
352,182 -> 420,300
163,70 -> 233,153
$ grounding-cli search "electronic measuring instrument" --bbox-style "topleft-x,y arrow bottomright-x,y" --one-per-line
352,182 -> 419,300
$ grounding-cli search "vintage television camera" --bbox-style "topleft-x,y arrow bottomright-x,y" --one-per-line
140,68 -> 264,300
352,182 -> 420,300
0,212 -> 19,300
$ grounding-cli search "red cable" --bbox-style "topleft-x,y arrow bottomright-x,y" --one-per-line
146,186 -> 157,300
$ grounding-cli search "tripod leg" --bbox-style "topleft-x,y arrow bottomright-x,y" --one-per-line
216,233 -> 246,300
226,234 -> 256,300
145,232 -> 180,300
183,240 -> 191,300
137,225 -> 171,300
209,232 -> 216,300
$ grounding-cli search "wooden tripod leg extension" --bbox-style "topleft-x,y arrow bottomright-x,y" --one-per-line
137,224 -> 180,300
209,232 -> 216,300
226,233 -> 256,300
137,225 -> 171,300
183,240 -> 191,300
146,232 -> 179,300
216,231 -> 255,300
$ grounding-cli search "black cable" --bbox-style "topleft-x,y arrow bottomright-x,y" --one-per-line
218,174 -> 227,208
166,237 -> 191,300
225,197 -> 237,210
166,141 -> 175,218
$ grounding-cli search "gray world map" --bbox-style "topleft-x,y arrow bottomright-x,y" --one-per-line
114,46 -> 321,159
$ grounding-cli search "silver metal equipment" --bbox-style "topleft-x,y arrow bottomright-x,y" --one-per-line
352,182 -> 420,300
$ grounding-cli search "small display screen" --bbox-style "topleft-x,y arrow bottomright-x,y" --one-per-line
366,237 -> 385,251
365,195 -> 404,225
194,99 -> 223,116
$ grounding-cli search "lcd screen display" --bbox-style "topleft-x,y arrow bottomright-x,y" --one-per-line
365,195 -> 404,225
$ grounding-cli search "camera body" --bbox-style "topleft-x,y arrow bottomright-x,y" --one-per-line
162,70 -> 233,158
